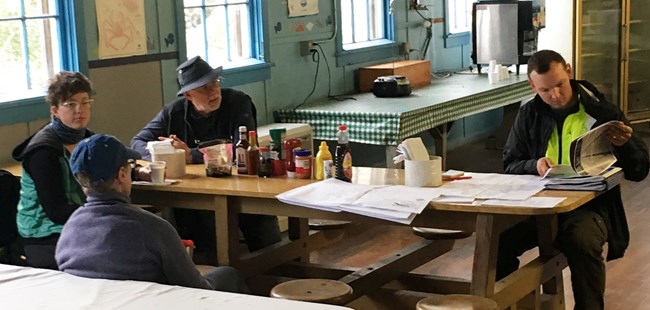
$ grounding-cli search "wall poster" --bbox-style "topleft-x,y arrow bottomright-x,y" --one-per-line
288,0 -> 319,17
96,0 -> 146,59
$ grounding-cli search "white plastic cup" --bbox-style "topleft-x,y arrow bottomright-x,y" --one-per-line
149,161 -> 166,184
500,66 -> 509,80
488,60 -> 497,73
488,72 -> 499,84
404,156 -> 442,187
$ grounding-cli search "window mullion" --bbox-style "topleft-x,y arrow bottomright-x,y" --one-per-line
19,0 -> 32,90
350,1 -> 356,43
224,3 -> 232,61
366,0 -> 371,42
201,2 -> 209,62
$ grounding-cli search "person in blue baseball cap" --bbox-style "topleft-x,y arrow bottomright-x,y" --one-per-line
56,134 -> 249,293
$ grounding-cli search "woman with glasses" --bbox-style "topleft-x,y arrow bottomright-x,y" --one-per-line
11,72 -> 151,269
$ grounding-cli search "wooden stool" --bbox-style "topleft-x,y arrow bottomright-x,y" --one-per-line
270,279 -> 353,304
412,227 -> 472,240
308,219 -> 352,230
416,294 -> 498,310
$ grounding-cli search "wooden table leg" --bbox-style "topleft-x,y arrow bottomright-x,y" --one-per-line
471,214 -> 499,297
428,121 -> 454,171
536,215 -> 566,310
288,217 -> 310,262
216,196 -> 241,266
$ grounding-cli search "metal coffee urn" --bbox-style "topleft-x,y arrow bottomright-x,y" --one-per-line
471,0 -> 538,75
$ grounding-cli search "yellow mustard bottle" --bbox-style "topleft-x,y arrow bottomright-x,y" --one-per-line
315,141 -> 333,180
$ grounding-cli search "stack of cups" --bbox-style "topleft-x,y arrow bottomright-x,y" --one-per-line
487,60 -> 509,84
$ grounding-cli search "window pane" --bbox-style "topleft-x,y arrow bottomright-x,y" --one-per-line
184,0 -> 259,66
448,0 -> 475,34
204,6 -> 228,62
25,0 -> 58,16
0,21 -> 27,96
341,0 -> 387,47
341,0 -> 353,44
353,0 -> 369,43
184,0 -> 203,7
0,1 -> 20,18
27,18 -> 61,90
370,0 -> 384,40
185,7 -> 208,60
227,4 -> 251,60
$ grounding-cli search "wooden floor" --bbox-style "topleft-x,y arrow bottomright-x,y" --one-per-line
310,124 -> 650,309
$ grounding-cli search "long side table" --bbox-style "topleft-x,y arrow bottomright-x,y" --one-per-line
127,165 -> 596,309
275,73 -> 533,168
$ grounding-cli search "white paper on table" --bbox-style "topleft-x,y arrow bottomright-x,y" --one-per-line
479,197 -> 566,208
276,178 -> 386,210
435,182 -> 488,198
339,204 -> 414,219
339,206 -> 418,224
448,173 -> 547,200
433,196 -> 475,203
347,185 -> 440,213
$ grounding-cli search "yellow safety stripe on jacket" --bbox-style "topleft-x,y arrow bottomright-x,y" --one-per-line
545,104 -> 589,165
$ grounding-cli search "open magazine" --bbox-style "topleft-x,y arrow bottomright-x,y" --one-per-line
543,120 -> 619,178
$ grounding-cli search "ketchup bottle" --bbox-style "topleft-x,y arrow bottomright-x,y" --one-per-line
284,138 -> 301,178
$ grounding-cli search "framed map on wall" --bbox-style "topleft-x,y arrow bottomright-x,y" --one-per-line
96,0 -> 146,59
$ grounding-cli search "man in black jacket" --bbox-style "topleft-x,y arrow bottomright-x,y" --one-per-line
499,50 -> 649,310
131,56 -> 280,263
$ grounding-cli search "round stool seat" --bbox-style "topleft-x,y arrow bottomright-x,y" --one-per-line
416,294 -> 498,310
412,227 -> 472,240
271,279 -> 353,304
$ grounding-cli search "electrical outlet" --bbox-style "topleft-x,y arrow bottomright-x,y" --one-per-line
300,41 -> 316,56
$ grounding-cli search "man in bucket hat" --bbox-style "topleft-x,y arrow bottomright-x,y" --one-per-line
56,134 -> 249,293
130,56 -> 280,263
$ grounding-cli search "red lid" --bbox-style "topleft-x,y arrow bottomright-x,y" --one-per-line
259,146 -> 269,152
338,125 -> 347,130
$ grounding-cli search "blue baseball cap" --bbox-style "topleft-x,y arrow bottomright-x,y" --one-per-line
70,134 -> 142,184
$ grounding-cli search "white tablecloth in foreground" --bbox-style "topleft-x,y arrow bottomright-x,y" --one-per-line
0,264 -> 351,310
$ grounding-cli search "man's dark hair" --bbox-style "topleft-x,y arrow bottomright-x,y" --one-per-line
527,50 -> 567,77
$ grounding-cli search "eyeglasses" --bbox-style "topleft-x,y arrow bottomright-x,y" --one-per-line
195,79 -> 221,95
61,99 -> 94,109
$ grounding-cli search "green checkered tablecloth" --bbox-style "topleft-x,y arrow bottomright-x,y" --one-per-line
274,75 -> 533,146
273,110 -> 400,145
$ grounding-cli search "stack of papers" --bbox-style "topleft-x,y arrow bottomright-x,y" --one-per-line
276,179 -> 441,224
147,140 -> 175,154
276,172 -> 568,223
544,167 -> 623,191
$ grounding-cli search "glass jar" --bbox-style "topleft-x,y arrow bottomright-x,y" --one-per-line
294,149 -> 312,179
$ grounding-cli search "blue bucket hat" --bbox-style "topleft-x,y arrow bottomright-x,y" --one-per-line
176,56 -> 223,96
70,134 -> 141,185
